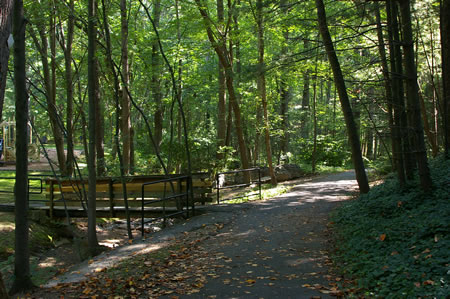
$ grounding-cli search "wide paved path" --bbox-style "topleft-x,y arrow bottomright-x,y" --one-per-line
188,171 -> 358,298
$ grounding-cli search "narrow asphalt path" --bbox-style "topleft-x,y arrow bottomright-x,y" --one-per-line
185,171 -> 358,298
41,171 -> 358,298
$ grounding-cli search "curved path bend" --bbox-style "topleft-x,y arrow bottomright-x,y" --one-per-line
42,171 -> 358,298
192,171 -> 358,298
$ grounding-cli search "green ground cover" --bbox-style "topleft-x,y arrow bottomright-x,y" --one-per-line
331,156 -> 450,297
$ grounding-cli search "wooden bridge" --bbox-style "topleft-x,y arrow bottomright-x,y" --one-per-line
0,173 -> 213,219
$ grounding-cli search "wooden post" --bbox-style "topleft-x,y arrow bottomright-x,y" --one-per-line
108,178 -> 115,218
49,180 -> 54,218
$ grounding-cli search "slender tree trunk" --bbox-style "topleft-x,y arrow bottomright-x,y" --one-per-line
375,3 -> 396,171
279,0 -> 290,157
152,0 -> 163,150
216,0 -> 227,162
387,0 -> 408,185
0,0 -> 13,122
195,0 -> 250,182
256,0 -> 276,184
398,0 -> 433,191
10,0 -> 34,293
95,62 -> 105,176
49,5 -> 67,174
101,0 -> 133,239
312,72 -> 318,172
315,0 -> 369,194
301,39 -> 310,139
87,0 -> 100,256
121,0 -> 131,174
441,0 -> 450,158
63,0 -> 75,176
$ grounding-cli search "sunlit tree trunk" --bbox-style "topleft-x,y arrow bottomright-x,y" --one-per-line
256,0 -> 276,185
216,0 -> 227,162
10,0 -> 34,293
0,0 -> 13,122
60,0 -> 75,176
315,0 -> 369,194
195,0 -> 250,182
121,0 -> 131,174
87,0 -> 100,256
152,0 -> 163,151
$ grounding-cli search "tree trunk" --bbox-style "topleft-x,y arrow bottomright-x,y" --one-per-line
63,0 -> 75,176
10,0 -> 34,293
398,0 -> 433,191
121,0 -> 131,174
441,0 -> 450,158
315,0 -> 369,194
301,39 -> 310,139
96,61 -> 105,177
0,0 -> 13,122
216,0 -> 227,162
375,2 -> 396,171
87,0 -> 100,256
256,0 -> 276,185
279,0 -> 290,157
152,0 -> 163,151
49,5 -> 67,174
195,0 -> 250,182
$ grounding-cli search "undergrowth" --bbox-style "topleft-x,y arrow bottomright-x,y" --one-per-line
331,155 -> 449,298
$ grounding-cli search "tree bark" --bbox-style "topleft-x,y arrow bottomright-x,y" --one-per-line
256,0 -> 276,185
60,0 -> 75,176
301,39 -> 310,139
315,0 -> 369,194
441,0 -> 450,158
152,0 -> 163,151
0,0 -> 13,122
387,0 -> 407,185
375,2 -> 396,170
195,0 -> 250,182
87,0 -> 100,256
121,0 -> 131,174
216,0 -> 227,162
10,0 -> 34,293
398,0 -> 433,191
279,0 -> 290,157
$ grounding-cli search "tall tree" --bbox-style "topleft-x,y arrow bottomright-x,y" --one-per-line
121,0 -> 131,174
152,0 -> 163,151
279,0 -> 291,158
315,0 -> 370,194
216,0 -> 227,162
256,0 -> 277,185
398,0 -> 432,191
57,0 -> 75,176
441,0 -> 450,158
0,0 -> 13,122
87,0 -> 100,256
10,0 -> 34,293
195,0 -> 250,182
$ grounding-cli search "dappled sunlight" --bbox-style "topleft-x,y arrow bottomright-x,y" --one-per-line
99,239 -> 122,249
38,257 -> 58,269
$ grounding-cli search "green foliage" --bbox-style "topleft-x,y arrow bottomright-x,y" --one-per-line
331,156 -> 450,297
293,135 -> 351,167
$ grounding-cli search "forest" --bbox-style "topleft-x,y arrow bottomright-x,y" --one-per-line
0,0 -> 449,296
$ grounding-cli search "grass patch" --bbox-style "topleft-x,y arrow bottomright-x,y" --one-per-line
220,183 -> 290,204
330,155 -> 450,297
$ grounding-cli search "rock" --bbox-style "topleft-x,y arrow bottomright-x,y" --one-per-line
275,164 -> 304,182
